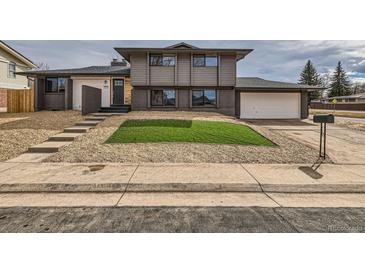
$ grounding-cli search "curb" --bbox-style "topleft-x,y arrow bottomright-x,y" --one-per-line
1,182 -> 365,193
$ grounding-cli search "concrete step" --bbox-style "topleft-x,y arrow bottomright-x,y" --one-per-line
90,113 -> 114,117
64,126 -> 91,133
74,120 -> 99,127
84,116 -> 106,121
48,133 -> 83,142
28,141 -> 71,153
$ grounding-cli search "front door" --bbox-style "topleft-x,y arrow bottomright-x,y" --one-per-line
112,79 -> 124,105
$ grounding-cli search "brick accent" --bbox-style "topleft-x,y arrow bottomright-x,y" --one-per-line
0,89 -> 7,107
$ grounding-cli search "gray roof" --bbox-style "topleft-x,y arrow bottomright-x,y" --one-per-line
115,43 -> 253,62
236,77 -> 324,90
17,65 -> 130,77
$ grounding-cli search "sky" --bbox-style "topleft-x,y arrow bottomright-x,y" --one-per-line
5,40 -> 365,84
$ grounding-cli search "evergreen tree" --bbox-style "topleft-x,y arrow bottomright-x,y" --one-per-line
298,60 -> 322,101
328,61 -> 352,97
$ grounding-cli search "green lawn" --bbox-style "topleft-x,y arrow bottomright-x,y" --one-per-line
106,119 -> 274,146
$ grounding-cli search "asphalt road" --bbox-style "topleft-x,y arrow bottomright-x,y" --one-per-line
0,207 -> 364,232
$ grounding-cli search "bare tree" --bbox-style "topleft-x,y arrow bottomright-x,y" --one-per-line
35,62 -> 50,70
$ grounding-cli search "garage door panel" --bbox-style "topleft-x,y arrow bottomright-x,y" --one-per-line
240,92 -> 300,119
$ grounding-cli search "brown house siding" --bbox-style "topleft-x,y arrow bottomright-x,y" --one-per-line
131,89 -> 148,110
192,67 -> 218,86
178,89 -> 190,109
131,53 -> 147,86
150,66 -> 175,86
219,53 -> 236,86
300,90 -> 308,119
177,53 -> 191,86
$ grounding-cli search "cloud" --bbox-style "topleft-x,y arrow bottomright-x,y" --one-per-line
4,40 -> 365,83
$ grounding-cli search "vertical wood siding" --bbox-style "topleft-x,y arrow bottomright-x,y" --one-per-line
6,88 -> 34,112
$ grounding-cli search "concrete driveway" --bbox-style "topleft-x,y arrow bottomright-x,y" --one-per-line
247,119 -> 365,164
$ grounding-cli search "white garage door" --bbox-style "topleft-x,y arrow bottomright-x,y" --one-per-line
240,92 -> 300,119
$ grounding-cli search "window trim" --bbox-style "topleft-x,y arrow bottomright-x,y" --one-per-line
45,77 -> 66,93
8,62 -> 16,78
149,54 -> 176,67
151,89 -> 176,107
193,55 -> 218,67
192,89 -> 217,107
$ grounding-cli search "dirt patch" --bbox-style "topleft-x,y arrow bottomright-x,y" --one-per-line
0,111 -> 81,161
45,111 -> 324,164
336,121 -> 365,132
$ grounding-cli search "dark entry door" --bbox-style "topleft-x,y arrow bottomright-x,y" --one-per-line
112,79 -> 124,105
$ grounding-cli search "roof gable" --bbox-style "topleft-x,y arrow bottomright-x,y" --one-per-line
165,42 -> 199,49
0,41 -> 37,68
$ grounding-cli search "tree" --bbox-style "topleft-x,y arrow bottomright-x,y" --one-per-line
35,62 -> 50,70
328,61 -> 351,97
298,60 -> 322,101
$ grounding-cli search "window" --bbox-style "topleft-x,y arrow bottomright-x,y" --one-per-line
163,55 -> 175,66
193,55 -> 205,67
151,90 -> 176,106
45,77 -> 66,93
150,54 -> 163,66
149,54 -> 175,66
192,90 -> 216,107
206,56 -> 218,67
8,62 -> 16,78
193,55 -> 218,67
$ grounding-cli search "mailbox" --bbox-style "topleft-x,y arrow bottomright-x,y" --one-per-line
312,114 -> 334,160
313,114 -> 335,124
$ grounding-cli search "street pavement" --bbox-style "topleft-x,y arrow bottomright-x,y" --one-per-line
0,206 -> 364,232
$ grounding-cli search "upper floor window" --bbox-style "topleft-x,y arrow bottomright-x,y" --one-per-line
150,54 -> 175,66
45,77 -> 66,93
193,55 -> 218,67
8,62 -> 16,78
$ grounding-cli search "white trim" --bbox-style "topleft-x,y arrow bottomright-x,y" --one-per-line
0,42 -> 37,68
0,82 -> 30,89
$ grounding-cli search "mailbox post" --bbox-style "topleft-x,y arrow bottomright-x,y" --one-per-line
313,114 -> 335,159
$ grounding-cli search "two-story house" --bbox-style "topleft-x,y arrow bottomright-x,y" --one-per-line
19,42 -> 323,119
114,42 -> 251,116
0,41 -> 37,109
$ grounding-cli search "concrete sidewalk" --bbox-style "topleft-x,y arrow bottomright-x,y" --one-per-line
0,162 -> 364,193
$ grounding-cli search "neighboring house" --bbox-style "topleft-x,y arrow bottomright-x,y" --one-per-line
322,93 -> 365,103
19,42 -> 323,119
310,92 -> 365,111
0,41 -> 37,108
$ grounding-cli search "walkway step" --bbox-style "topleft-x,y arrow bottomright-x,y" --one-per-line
84,116 -> 106,121
28,141 -> 71,153
64,126 -> 91,133
49,133 -> 83,142
75,121 -> 99,127
90,113 -> 114,117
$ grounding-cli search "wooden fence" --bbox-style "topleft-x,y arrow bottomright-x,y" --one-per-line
6,89 -> 34,113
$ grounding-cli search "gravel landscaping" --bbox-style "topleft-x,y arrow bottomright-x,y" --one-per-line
0,111 -> 81,161
45,111 -> 323,164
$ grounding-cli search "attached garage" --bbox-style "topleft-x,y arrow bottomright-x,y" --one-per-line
240,92 -> 300,119
236,77 -> 324,120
